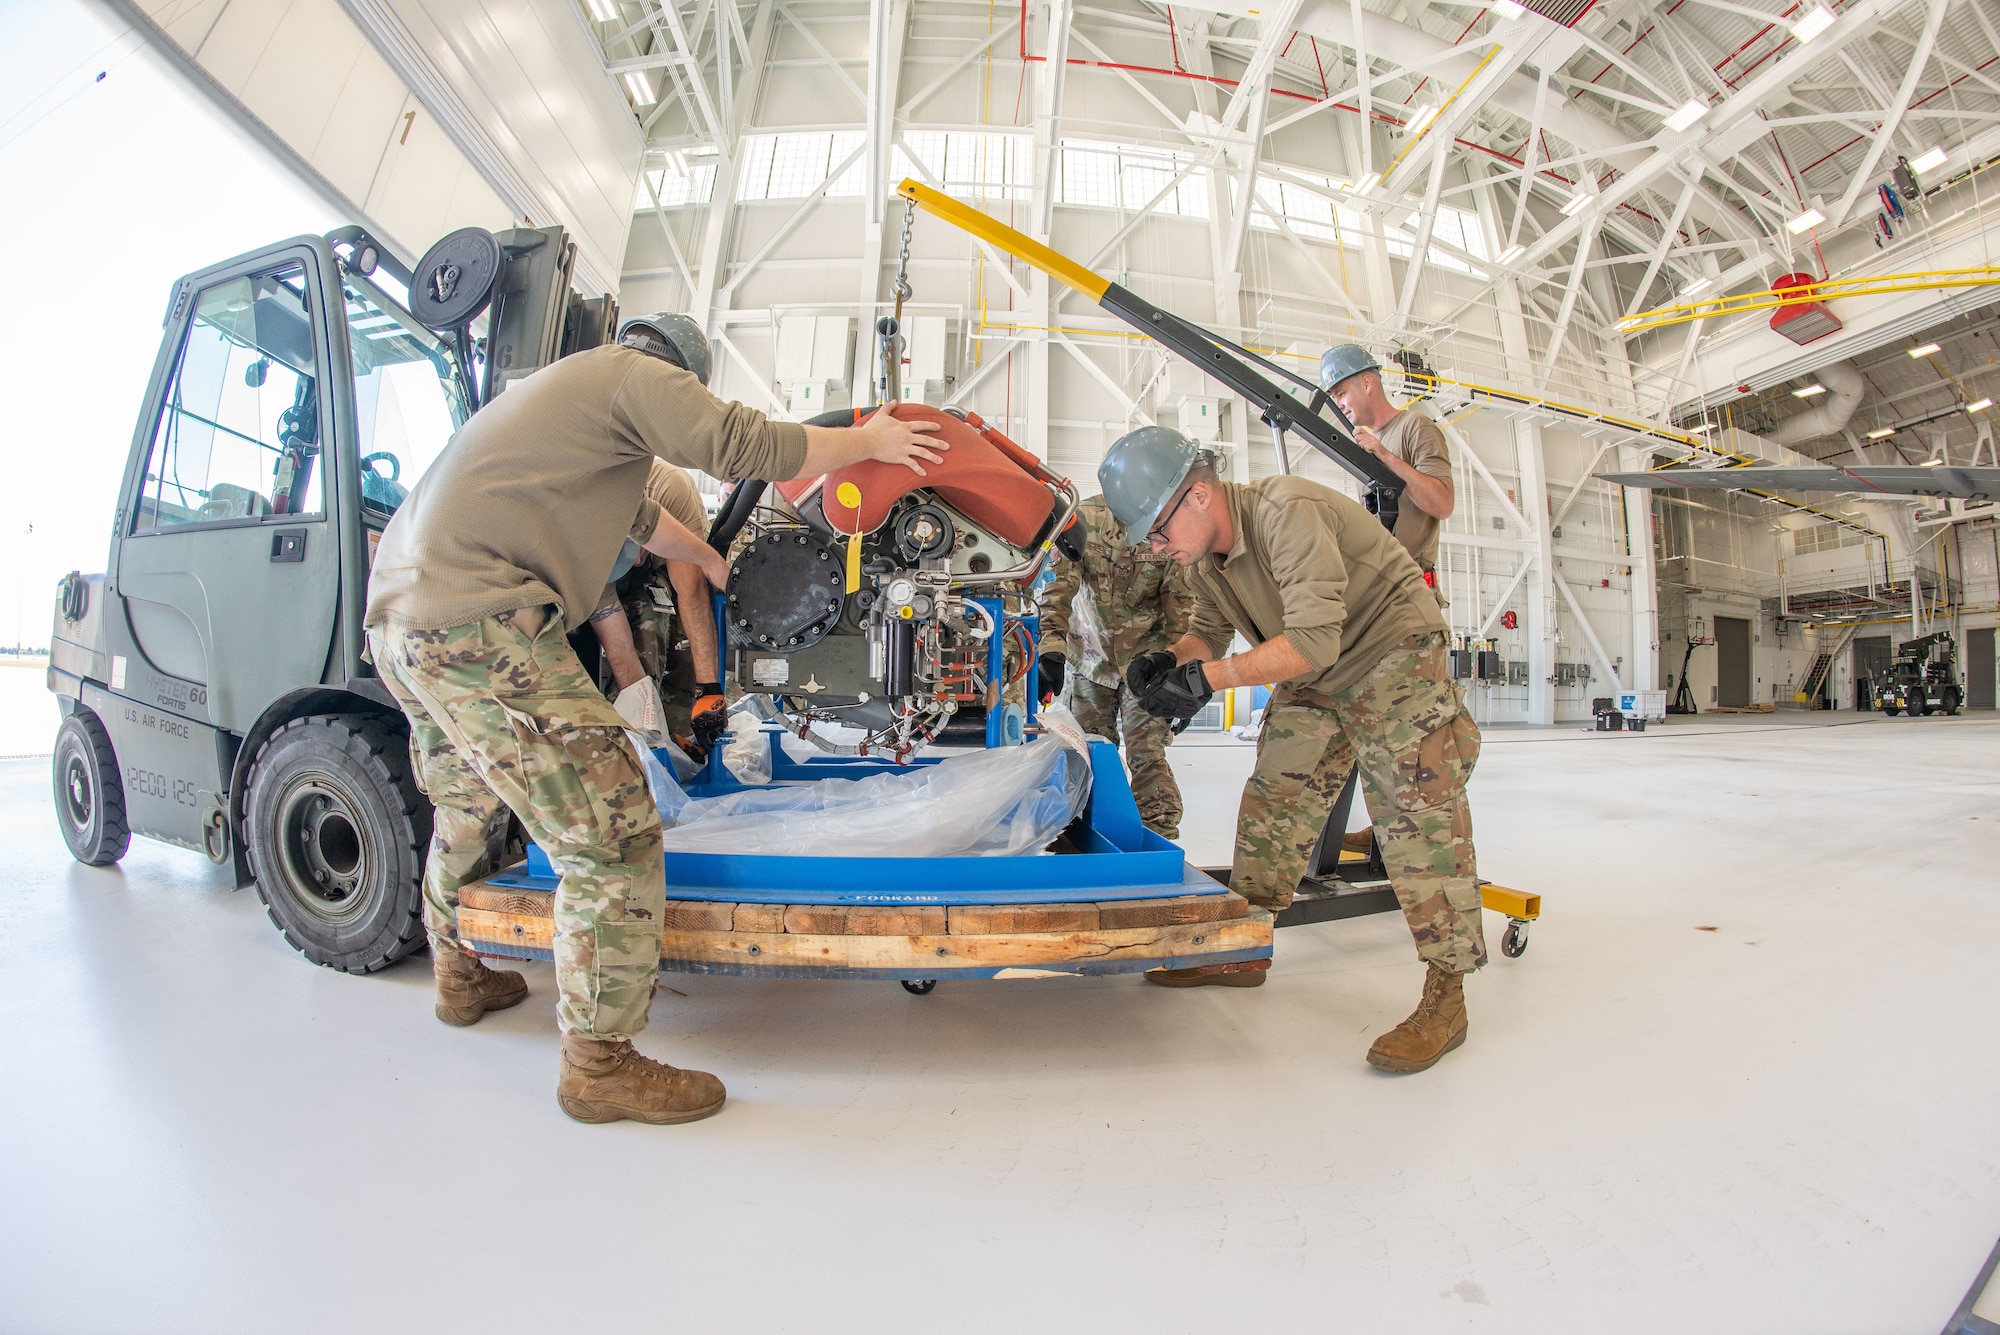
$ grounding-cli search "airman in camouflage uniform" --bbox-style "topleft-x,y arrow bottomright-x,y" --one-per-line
361,314 -> 944,1125
1098,427 -> 1486,1074
1037,496 -> 1194,837
369,609 -> 665,1041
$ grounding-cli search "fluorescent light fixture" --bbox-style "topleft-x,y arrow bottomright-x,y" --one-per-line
1921,458 -> 1945,466
1785,207 -> 1825,233
1404,105 -> 1440,136
1682,276 -> 1713,296
584,0 -> 617,19
1663,100 -> 1708,132
622,71 -> 656,105
1908,342 -> 1941,357
1491,0 -> 1526,17
1789,5 -> 1835,42
1968,398 -> 1993,412
1911,146 -> 1948,174
664,149 -> 689,178
1866,427 -> 1896,439
1688,422 -> 1714,433
1350,172 -> 1380,194
1560,192 -> 1592,216
1793,384 -> 1827,398
1497,242 -> 1526,264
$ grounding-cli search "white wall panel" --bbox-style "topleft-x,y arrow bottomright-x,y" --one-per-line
354,0 -> 644,292
124,0 -> 514,262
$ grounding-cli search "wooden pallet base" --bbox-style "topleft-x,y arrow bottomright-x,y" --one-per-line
455,881 -> 1271,981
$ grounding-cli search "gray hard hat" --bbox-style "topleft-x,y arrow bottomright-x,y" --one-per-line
1318,343 -> 1381,392
618,312 -> 712,386
1099,424 -> 1201,546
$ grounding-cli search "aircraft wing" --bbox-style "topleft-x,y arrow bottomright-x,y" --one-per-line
1596,465 -> 2000,501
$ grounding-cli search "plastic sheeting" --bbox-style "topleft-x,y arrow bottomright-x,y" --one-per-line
638,731 -> 1090,858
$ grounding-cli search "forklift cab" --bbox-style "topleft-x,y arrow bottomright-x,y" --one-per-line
114,238 -> 472,741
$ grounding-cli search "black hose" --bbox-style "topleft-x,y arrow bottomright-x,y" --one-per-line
705,480 -> 767,554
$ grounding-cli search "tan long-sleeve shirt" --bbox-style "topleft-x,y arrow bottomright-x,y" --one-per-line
1184,476 -> 1445,697
365,346 -> 806,631
1372,407 -> 1451,570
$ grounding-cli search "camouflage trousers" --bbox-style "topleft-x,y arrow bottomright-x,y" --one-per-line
1235,632 -> 1487,974
1069,675 -> 1183,838
367,609 -> 666,1039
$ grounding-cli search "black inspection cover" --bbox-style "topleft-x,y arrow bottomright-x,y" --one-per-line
727,529 -> 846,650
409,228 -> 502,331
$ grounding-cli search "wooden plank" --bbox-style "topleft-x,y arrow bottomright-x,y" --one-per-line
663,900 -> 737,931
456,907 -> 1273,973
460,885 -> 554,917
783,904 -> 850,934
733,904 -> 787,933
664,914 -> 1271,972
846,906 -> 948,935
461,906 -> 554,951
1095,893 -> 1249,929
949,903 -> 1100,934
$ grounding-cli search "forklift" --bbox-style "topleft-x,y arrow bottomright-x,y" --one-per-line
46,222 -> 614,973
1872,631 -> 1963,715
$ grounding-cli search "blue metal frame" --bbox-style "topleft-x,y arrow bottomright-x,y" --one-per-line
497,738 -> 1213,906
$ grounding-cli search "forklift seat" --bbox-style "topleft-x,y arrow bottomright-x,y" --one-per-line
201,483 -> 272,521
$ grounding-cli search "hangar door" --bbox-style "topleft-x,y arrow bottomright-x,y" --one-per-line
1715,616 -> 1752,708
1969,628 -> 1996,710
1854,636 -> 1891,710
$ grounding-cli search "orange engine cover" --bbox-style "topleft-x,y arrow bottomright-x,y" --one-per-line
778,405 -> 1055,548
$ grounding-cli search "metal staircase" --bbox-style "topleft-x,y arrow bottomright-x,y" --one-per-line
1793,626 -> 1857,705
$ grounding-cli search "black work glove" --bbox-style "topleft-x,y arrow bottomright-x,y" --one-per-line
1135,660 -> 1214,731
1124,650 -> 1177,701
691,684 -> 728,753
1038,653 -> 1066,703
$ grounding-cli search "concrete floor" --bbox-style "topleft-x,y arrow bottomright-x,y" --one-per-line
2,711 -> 1998,1332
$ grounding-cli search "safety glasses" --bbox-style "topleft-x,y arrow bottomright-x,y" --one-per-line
1146,485 -> 1193,547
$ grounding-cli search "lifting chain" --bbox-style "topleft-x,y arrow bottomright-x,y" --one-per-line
891,195 -> 915,322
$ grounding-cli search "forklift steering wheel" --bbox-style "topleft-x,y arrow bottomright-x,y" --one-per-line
360,452 -> 401,482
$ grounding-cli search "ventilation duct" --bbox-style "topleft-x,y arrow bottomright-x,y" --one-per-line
1767,360 -> 1865,448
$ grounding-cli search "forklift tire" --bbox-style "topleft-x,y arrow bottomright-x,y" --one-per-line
52,710 -> 130,866
1943,687 -> 1962,716
1882,703 -> 1900,716
1912,697 -> 1933,717
245,714 -> 430,974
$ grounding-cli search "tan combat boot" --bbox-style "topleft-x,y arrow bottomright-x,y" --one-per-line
1341,829 -> 1375,855
1144,958 -> 1271,988
432,942 -> 529,1027
556,1033 -> 727,1126
1366,962 -> 1468,1073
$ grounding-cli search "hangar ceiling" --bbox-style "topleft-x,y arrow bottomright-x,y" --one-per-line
107,0 -> 2000,441
575,0 -> 2000,419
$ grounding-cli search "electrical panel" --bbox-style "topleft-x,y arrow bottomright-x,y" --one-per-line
1179,396 -> 1221,441
1508,661 -> 1529,686
1476,650 -> 1504,681
1449,647 -> 1474,680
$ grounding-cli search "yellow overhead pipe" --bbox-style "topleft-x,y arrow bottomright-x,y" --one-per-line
1618,267 -> 2000,335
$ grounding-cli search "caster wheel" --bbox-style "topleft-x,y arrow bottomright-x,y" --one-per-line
1500,921 -> 1530,958
901,979 -> 938,995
